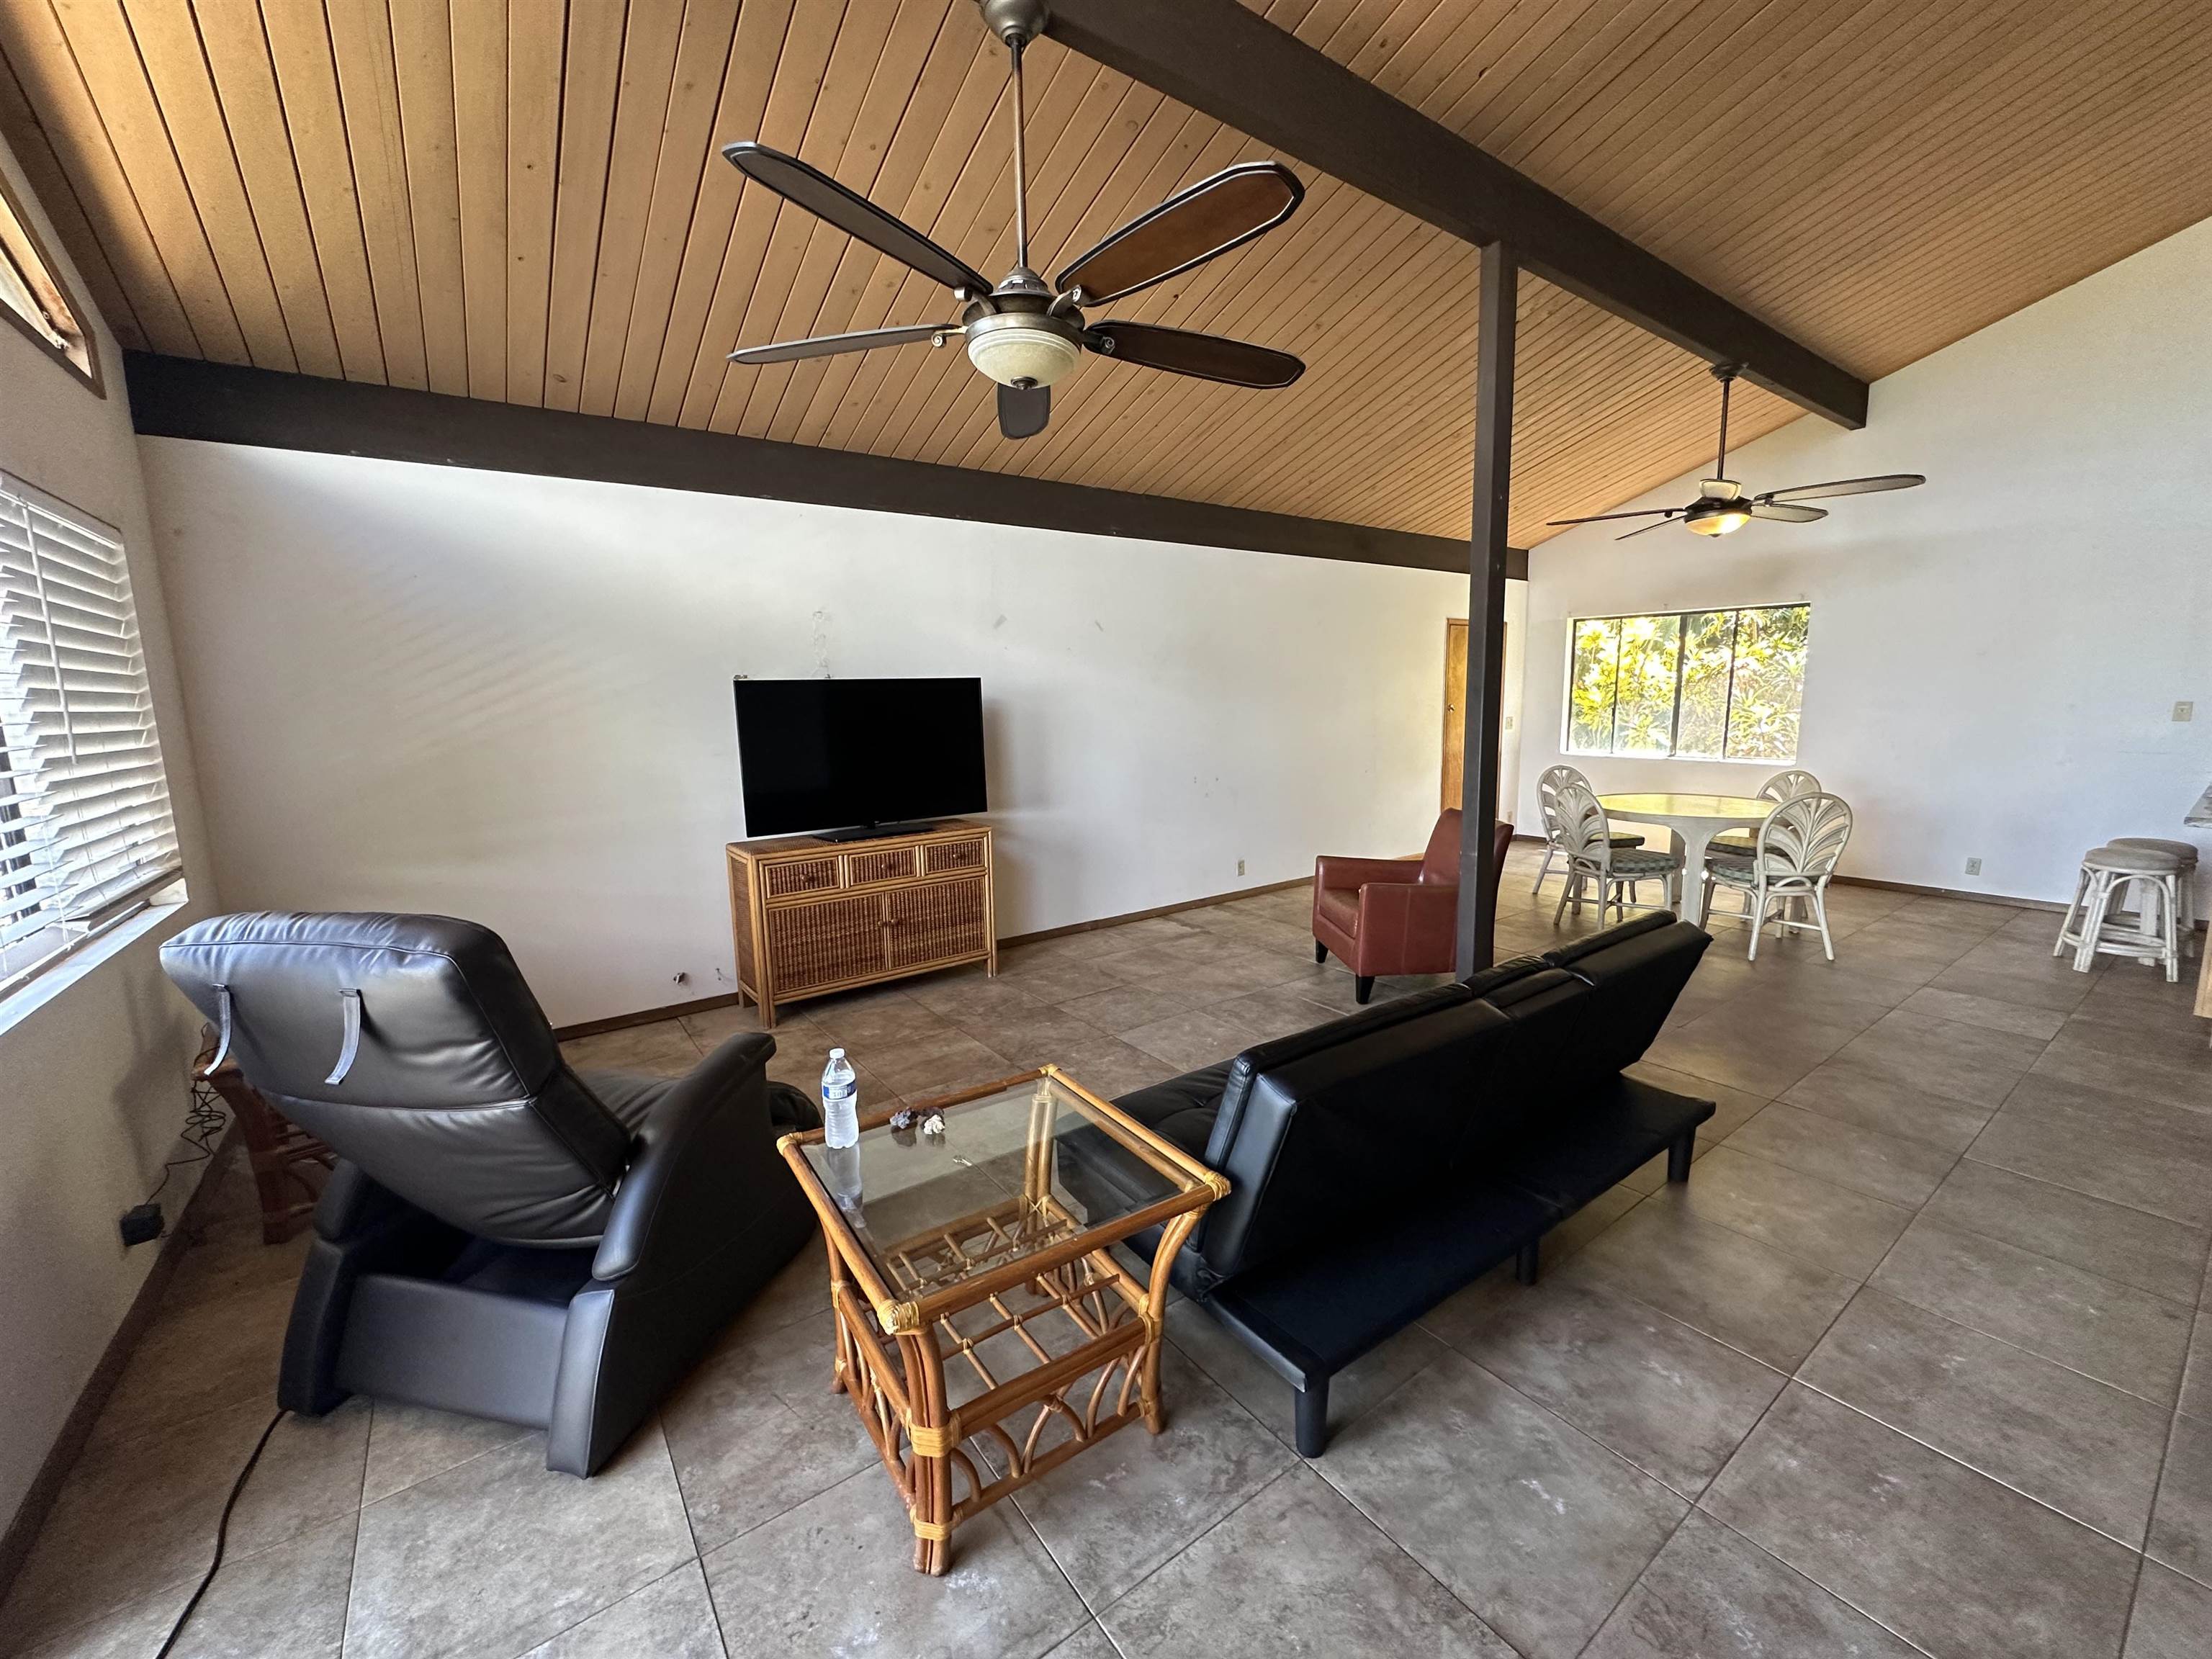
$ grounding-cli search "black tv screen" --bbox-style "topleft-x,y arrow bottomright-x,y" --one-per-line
734,677 -> 987,837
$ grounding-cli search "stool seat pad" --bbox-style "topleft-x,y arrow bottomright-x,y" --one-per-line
2085,845 -> 2186,873
2110,837 -> 2199,865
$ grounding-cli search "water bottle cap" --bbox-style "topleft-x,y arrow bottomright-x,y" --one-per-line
828,1047 -> 845,1059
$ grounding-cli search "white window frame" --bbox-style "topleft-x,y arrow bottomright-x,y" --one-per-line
0,472 -> 183,1002
1562,602 -> 1812,763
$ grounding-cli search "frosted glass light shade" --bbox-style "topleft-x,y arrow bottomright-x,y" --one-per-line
966,323 -> 1081,387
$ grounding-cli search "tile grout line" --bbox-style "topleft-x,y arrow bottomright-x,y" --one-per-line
2120,1225 -> 2212,1650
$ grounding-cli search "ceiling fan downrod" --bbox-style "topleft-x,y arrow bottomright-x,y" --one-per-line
981,0 -> 1047,276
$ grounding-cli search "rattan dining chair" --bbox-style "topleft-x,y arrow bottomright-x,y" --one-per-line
1532,764 -> 1645,893
1707,768 -> 1823,859
1551,780 -> 1683,925
1701,792 -> 1853,960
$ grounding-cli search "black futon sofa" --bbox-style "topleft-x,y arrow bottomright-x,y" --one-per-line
1110,911 -> 1713,1457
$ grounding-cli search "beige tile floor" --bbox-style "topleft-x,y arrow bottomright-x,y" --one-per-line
6,844 -> 2211,1658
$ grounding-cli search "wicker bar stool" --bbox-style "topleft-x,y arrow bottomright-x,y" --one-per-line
2055,844 -> 2184,980
2109,837 -> 2200,953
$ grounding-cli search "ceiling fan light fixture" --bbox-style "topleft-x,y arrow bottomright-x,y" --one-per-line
964,313 -> 1082,387
1686,504 -> 1751,536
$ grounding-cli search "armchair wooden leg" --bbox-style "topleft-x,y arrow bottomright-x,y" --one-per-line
1354,975 -> 1375,1004
1515,1238 -> 1541,1285
1315,939 -> 1328,963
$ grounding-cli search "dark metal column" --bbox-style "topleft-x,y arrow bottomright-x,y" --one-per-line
1456,240 -> 1517,976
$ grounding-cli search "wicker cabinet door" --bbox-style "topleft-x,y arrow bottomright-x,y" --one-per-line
767,894 -> 887,993
884,877 -> 989,970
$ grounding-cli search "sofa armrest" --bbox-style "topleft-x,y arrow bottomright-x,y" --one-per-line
593,1033 -> 778,1283
1352,880 -> 1460,973
1314,855 -> 1420,891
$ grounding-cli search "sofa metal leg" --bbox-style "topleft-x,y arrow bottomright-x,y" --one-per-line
1668,1130 -> 1696,1183
1354,975 -> 1375,1004
1315,939 -> 1328,963
1514,1238 -> 1540,1285
1294,1377 -> 1330,1457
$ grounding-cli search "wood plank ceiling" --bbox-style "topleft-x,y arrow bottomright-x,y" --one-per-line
1,0 -> 2208,547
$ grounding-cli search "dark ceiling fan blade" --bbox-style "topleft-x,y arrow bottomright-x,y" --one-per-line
722,142 -> 992,296
1758,473 -> 1926,503
1748,501 -> 1827,523
1616,515 -> 1684,541
1085,321 -> 1303,388
1547,506 -> 1681,526
728,323 -> 950,366
997,383 -> 1050,440
1053,161 -> 1303,305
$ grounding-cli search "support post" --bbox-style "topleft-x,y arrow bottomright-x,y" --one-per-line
1457,241 -> 1516,977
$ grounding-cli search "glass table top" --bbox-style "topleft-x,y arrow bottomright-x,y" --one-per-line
798,1068 -> 1208,1305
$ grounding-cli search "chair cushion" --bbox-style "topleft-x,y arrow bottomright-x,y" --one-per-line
1708,832 -> 1756,854
1608,849 -> 1682,876
1607,833 -> 1647,850
1314,884 -> 1360,935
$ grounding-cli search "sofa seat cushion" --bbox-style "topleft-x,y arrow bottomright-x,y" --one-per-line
1314,884 -> 1360,936
1115,1059 -> 1231,1164
1202,1177 -> 1563,1385
1504,1074 -> 1714,1211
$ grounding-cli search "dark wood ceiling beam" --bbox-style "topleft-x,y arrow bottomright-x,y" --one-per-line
122,351 -> 1527,578
1043,0 -> 1871,428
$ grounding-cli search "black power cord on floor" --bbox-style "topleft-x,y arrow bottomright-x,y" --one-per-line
152,1406 -> 288,1659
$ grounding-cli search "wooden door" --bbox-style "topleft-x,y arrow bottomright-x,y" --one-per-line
1442,619 -> 1468,811
1441,618 -> 1506,813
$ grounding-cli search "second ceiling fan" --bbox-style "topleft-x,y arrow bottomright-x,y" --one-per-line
721,0 -> 1307,441
1550,364 -> 1926,540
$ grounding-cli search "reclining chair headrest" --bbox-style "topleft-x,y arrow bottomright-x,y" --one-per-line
161,912 -> 634,1246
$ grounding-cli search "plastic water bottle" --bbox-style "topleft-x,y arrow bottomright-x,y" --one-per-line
822,1048 -> 859,1149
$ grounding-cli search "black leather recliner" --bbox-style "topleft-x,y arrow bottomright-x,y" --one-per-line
160,912 -> 818,1475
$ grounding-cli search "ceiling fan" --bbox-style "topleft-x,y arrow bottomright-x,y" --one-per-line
1550,364 -> 1925,540
720,0 -> 1306,441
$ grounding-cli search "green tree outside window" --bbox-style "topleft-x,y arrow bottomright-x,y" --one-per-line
1565,603 -> 1809,761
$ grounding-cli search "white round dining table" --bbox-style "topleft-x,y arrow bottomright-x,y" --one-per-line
1596,793 -> 1775,927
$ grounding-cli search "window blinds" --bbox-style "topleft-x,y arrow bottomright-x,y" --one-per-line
0,472 -> 181,994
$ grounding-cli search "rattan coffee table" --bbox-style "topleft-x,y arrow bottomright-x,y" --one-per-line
778,1065 -> 1226,1574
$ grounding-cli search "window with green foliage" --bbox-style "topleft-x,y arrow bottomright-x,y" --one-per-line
1566,604 -> 1809,761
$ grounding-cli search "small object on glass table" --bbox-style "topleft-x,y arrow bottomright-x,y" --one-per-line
778,1066 -> 1226,1574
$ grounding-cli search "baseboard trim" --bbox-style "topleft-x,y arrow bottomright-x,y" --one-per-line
555,992 -> 744,1043
549,877 -> 1314,1041
998,876 -> 1309,949
0,1125 -> 243,1601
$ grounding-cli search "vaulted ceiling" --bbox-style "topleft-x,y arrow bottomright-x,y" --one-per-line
2,0 -> 2208,547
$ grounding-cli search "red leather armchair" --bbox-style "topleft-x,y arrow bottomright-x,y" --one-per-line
1312,810 -> 1516,1002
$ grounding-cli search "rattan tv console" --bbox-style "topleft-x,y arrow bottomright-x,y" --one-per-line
726,820 -> 996,1027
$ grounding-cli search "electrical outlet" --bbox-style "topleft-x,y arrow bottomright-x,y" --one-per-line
1236,858 -> 1246,877
1964,857 -> 1982,876
2175,701 -> 2195,722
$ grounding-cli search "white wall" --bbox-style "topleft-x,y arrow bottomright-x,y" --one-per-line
139,444 -> 1470,1026
1521,215 -> 2212,906
0,136 -> 218,1531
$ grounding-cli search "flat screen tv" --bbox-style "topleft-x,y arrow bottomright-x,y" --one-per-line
733,677 -> 986,840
